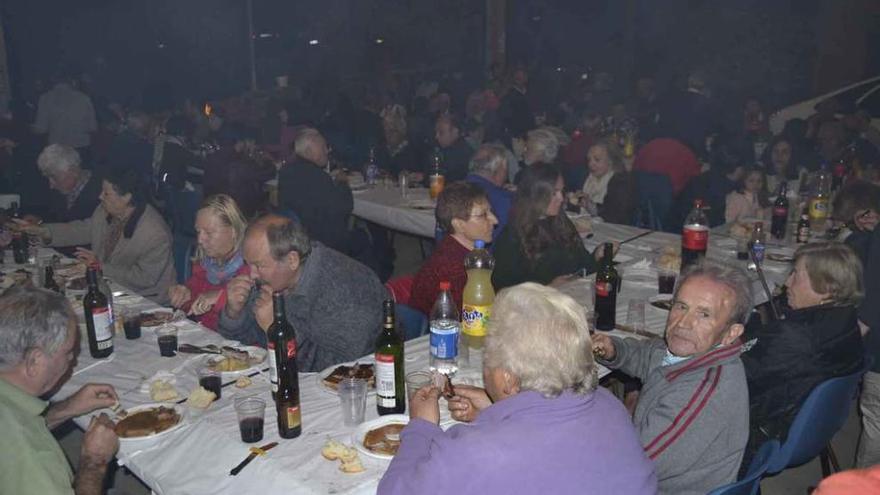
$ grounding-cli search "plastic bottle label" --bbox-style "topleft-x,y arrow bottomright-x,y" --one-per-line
267,343 -> 278,392
91,308 -> 113,347
375,353 -> 397,407
682,225 -> 708,250
752,243 -> 765,264
430,323 -> 459,359
461,304 -> 491,337
809,199 -> 829,219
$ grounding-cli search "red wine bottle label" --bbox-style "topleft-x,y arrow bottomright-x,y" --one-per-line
682,225 -> 708,250
595,281 -> 613,298
773,207 -> 787,216
267,343 -> 278,392
375,353 -> 397,407
91,307 -> 113,342
285,405 -> 301,428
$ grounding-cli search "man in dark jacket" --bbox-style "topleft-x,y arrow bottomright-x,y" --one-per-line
277,128 -> 353,253
499,67 -> 534,140
35,144 -> 101,223
858,223 -> 880,467
434,114 -> 474,183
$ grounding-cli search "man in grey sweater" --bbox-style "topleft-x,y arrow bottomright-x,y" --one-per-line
218,214 -> 386,372
593,260 -> 752,495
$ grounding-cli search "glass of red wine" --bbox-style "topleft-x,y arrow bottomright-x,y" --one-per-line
235,397 -> 266,443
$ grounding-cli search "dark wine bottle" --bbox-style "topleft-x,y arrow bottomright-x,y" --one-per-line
270,292 -> 302,439
376,299 -> 405,415
594,243 -> 619,331
83,267 -> 113,358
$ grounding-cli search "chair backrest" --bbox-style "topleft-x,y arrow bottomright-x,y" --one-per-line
707,440 -> 780,495
396,303 -> 428,341
172,234 -> 195,284
634,171 -> 674,231
766,360 -> 871,474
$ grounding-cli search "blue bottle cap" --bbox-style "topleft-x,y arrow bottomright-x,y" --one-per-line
474,240 -> 485,249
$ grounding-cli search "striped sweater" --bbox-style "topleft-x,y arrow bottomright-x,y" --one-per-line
602,337 -> 748,495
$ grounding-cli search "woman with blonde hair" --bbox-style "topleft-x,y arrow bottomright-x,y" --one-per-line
740,242 -> 865,472
575,138 -> 637,224
379,283 -> 656,494
167,194 -> 249,330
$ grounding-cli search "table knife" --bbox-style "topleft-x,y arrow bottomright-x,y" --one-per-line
229,441 -> 278,476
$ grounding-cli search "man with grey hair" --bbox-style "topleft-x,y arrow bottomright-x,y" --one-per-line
523,128 -> 560,167
0,287 -> 119,494
278,127 -> 353,253
219,214 -> 386,372
593,260 -> 752,495
466,143 -> 513,240
34,144 -> 102,223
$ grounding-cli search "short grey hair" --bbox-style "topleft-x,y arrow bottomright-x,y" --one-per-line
293,128 -> 324,159
0,287 -> 75,371
469,143 -> 509,176
677,260 -> 754,325
37,144 -> 82,176
250,214 -> 313,262
485,283 -> 598,398
525,128 -> 559,164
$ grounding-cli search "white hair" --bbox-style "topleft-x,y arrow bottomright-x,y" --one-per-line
525,128 -> 560,165
485,283 -> 598,397
0,287 -> 74,371
293,128 -> 324,159
37,144 -> 81,176
469,143 -> 509,177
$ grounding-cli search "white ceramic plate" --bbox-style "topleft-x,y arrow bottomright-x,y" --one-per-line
116,403 -> 186,442
352,414 -> 409,460
316,357 -> 377,396
200,346 -> 268,376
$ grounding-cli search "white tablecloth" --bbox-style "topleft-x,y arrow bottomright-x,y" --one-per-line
2,221 -> 791,494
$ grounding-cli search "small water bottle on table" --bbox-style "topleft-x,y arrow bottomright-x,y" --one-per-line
429,281 -> 460,375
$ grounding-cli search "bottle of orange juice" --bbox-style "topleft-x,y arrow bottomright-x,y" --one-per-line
461,240 -> 495,353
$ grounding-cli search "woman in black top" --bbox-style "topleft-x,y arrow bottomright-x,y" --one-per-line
740,242 -> 864,473
492,164 -> 597,290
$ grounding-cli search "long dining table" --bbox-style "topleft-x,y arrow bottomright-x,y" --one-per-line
3,190 -> 799,493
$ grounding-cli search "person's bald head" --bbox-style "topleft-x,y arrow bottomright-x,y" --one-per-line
243,214 -> 312,291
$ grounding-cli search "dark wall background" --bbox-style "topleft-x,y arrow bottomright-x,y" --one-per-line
2,0 -> 878,111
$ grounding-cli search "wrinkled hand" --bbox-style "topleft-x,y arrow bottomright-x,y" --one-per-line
590,332 -> 616,361
75,247 -> 99,266
254,284 -> 274,331
81,414 -> 119,465
447,385 -> 492,423
410,385 -> 441,424
189,289 -> 221,316
168,285 -> 192,309
224,275 -> 253,319
64,384 -> 118,418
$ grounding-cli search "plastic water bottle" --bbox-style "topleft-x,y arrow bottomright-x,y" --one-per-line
749,221 -> 766,266
429,281 -> 459,375
365,147 -> 379,186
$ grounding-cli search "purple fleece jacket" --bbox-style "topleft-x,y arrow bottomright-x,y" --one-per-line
378,388 -> 658,495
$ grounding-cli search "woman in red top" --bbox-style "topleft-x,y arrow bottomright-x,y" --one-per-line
409,182 -> 498,315
167,194 -> 249,330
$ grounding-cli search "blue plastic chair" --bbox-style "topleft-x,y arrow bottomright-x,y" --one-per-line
634,171 -> 674,232
765,358 -> 872,478
396,303 -> 428,341
707,440 -> 780,495
172,235 -> 195,283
